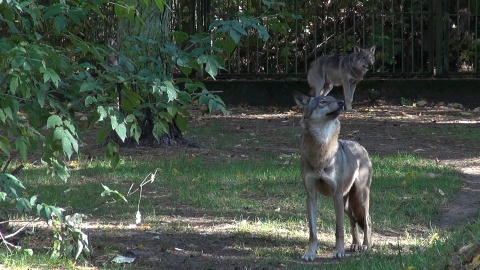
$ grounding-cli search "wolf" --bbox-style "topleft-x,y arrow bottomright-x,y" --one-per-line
294,91 -> 372,261
307,46 -> 376,110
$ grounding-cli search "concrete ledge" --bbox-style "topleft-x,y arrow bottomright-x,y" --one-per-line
204,79 -> 480,109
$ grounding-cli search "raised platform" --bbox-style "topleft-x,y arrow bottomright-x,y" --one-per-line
204,79 -> 480,109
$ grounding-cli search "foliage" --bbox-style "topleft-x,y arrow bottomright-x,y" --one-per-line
0,0 -> 276,261
0,173 -> 90,260
50,213 -> 90,261
0,0 -> 273,177
175,0 -> 480,76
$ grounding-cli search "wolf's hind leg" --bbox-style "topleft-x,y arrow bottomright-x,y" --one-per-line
349,185 -> 372,251
344,197 -> 361,252
320,83 -> 333,96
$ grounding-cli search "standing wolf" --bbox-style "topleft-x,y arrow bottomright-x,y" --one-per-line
294,91 -> 372,261
307,46 -> 376,110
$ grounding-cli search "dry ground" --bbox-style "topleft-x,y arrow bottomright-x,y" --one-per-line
84,103 -> 480,269
4,103 -> 480,269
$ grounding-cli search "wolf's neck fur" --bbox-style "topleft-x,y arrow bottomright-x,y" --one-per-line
301,119 -> 340,169
346,54 -> 368,78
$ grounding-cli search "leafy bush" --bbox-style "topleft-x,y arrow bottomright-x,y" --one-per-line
0,0 -> 274,260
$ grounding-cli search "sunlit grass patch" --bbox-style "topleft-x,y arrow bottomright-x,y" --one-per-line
1,148 -> 467,269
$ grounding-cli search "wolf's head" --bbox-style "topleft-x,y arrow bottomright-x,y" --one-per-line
294,91 -> 344,122
352,46 -> 376,72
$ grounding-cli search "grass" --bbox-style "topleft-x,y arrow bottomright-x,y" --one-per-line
2,150 -> 474,269
1,113 -> 478,269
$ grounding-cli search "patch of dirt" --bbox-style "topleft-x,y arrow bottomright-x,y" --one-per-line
7,103 -> 480,269
92,104 -> 480,269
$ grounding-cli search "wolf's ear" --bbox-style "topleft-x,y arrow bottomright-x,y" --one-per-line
354,46 -> 361,53
294,91 -> 310,107
370,46 -> 376,54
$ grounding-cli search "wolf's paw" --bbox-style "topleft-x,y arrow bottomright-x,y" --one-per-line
350,244 -> 369,253
350,243 -> 360,252
332,249 -> 346,258
301,252 -> 316,261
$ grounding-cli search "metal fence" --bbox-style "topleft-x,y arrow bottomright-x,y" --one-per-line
172,0 -> 480,78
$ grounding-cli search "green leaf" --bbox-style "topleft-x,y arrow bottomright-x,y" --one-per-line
115,123 -> 127,142
205,56 -> 225,79
15,137 -> 28,162
54,128 -> 75,158
43,4 -> 63,20
97,106 -> 108,121
9,76 -> 19,93
176,114 -> 187,132
171,31 -> 188,43
153,122 -> 167,140
16,198 -> 32,213
154,0 -> 164,11
47,115 -> 63,128
0,135 -> 11,155
130,123 -> 141,143
85,96 -> 97,106
256,25 -> 270,41
105,141 -> 120,167
101,184 -> 128,202
208,98 -> 218,112
3,107 -> 13,121
164,81 -> 178,101
50,206 -> 64,223
167,101 -> 178,116
0,110 -> 5,123
54,14 -> 67,32
229,29 -> 242,43
213,39 -> 236,54
30,195 -> 38,206
37,84 -> 46,107
52,159 -> 70,181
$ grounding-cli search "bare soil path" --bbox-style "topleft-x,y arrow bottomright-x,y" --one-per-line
6,103 -> 478,270
87,103 -> 480,269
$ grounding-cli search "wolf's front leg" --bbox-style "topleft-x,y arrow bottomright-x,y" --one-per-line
302,192 -> 318,261
342,83 -> 357,111
333,193 -> 346,258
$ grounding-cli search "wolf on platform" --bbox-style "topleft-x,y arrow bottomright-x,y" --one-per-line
307,46 -> 376,110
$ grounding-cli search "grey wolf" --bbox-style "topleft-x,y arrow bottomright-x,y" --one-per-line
307,46 -> 376,110
294,91 -> 372,260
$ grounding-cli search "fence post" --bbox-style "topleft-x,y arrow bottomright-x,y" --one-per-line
434,0 -> 449,76
195,0 -> 210,80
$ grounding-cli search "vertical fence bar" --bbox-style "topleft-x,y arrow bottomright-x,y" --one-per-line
382,3 -> 385,72
434,0 -> 445,75
392,1 -> 395,73
306,0 -> 312,72
476,0 -> 478,73
293,0 -> 298,75
428,0 -> 435,74
444,0 -> 450,74
456,0 -> 460,73
411,0 -> 414,73
420,1 -> 424,73
333,2 -> 337,50
401,0 -> 404,73
353,9 -> 356,47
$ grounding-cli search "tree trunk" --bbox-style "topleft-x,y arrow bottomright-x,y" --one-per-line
116,0 -> 184,146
